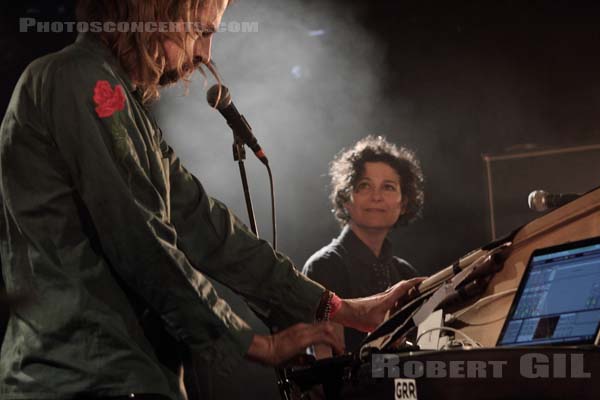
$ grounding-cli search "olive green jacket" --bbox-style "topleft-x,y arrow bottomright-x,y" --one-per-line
0,33 -> 324,399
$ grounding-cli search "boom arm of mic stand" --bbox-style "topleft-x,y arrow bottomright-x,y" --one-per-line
412,242 -> 511,325
417,229 -> 518,294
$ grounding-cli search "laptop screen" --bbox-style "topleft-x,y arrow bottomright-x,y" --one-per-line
497,236 -> 600,347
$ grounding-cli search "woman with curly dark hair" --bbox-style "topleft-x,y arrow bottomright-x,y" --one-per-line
303,135 -> 425,356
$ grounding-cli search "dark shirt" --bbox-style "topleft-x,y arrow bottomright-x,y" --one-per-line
0,33 -> 324,399
303,225 -> 417,353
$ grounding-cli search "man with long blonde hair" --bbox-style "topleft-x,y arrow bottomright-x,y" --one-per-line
0,1 -> 422,398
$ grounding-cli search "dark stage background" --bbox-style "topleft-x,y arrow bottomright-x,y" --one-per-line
2,1 -> 600,398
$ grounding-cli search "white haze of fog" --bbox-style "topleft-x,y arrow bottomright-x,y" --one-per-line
152,2 -> 389,396
152,0 -> 387,264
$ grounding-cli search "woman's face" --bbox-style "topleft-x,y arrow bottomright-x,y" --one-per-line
344,161 -> 405,232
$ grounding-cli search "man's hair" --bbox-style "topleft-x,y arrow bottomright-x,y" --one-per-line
329,135 -> 425,227
76,0 -> 220,103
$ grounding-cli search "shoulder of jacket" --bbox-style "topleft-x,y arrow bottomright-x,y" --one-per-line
18,43 -> 118,109
302,242 -> 346,275
28,42 -> 105,80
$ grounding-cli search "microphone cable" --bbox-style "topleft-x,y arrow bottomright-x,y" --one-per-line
265,161 -> 278,251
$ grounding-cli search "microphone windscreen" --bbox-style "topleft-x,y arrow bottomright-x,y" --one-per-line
206,84 -> 232,110
528,190 -> 548,212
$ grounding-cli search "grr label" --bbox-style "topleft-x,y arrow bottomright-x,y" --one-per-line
395,378 -> 418,400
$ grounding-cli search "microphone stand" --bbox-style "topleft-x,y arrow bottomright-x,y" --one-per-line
232,135 -> 259,237
232,134 -> 290,400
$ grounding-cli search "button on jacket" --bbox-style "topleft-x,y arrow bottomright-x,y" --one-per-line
0,33 -> 324,399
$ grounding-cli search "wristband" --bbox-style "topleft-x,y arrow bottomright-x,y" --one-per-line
316,290 -> 342,322
329,293 -> 342,320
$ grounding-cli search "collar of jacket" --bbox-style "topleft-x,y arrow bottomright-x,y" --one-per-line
74,32 -> 137,95
336,224 -> 395,266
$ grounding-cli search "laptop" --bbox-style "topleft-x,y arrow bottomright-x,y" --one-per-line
497,236 -> 600,347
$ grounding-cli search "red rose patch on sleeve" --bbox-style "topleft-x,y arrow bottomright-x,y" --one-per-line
93,80 -> 126,118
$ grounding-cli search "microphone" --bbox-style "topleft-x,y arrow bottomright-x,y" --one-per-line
206,84 -> 268,165
527,190 -> 581,212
